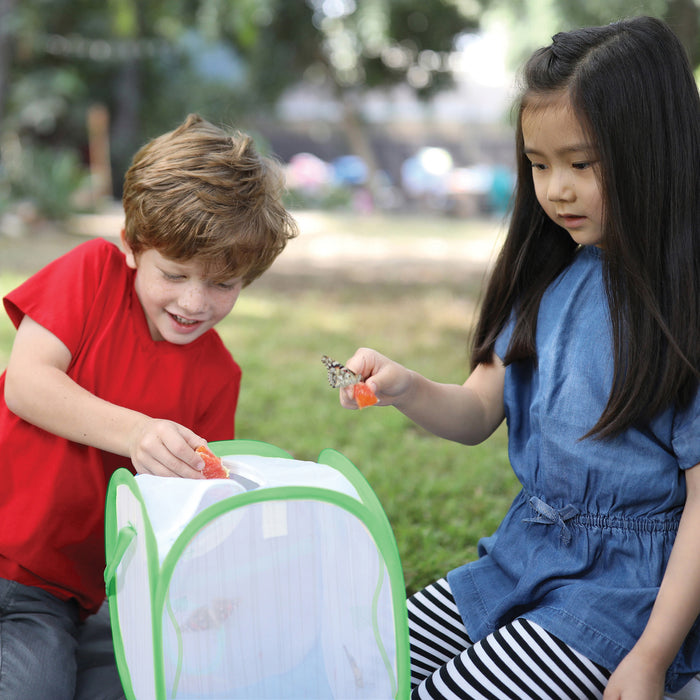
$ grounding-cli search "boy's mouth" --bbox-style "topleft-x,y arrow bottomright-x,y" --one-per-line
169,312 -> 200,327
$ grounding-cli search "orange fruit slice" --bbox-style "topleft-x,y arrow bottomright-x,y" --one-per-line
354,382 -> 378,409
195,445 -> 230,479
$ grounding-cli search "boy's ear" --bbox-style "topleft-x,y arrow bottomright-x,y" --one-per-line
120,229 -> 138,269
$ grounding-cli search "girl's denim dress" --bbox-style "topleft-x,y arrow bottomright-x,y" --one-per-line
447,246 -> 700,692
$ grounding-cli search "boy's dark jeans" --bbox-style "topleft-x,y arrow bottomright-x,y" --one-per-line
0,578 -> 125,700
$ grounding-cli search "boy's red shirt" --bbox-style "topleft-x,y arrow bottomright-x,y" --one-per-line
0,238 -> 241,616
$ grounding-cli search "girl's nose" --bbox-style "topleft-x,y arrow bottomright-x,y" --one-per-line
547,171 -> 575,202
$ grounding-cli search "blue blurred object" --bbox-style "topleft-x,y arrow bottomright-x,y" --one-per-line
332,155 -> 368,186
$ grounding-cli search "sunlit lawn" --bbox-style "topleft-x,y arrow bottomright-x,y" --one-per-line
0,210 -> 520,595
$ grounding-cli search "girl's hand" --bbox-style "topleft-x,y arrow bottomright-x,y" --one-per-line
338,348 -> 505,445
603,652 -> 665,700
338,348 -> 413,410
127,417 -> 207,478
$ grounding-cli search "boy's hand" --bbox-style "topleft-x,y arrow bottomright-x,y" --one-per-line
128,417 -> 206,478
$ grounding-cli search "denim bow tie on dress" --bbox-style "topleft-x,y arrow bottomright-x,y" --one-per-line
524,496 -> 579,546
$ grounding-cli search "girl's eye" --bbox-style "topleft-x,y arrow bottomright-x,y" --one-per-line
529,161 -> 547,171
573,161 -> 591,170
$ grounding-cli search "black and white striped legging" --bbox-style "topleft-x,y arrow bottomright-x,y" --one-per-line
408,578 -> 611,699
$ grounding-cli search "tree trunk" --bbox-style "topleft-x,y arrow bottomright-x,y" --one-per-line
665,0 -> 700,67
110,56 -> 141,196
0,0 -> 17,124
339,89 -> 382,207
109,0 -> 147,197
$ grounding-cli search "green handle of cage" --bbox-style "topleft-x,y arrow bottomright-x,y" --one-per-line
104,524 -> 137,595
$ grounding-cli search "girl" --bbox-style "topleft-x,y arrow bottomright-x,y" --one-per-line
339,17 -> 700,700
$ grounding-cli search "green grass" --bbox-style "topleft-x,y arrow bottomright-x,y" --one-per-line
0,212 -> 520,595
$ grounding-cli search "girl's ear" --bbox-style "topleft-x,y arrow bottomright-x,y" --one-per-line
120,229 -> 138,269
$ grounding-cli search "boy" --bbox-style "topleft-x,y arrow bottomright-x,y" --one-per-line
0,114 -> 298,699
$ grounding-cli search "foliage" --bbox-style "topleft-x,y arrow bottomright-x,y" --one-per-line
493,0 -> 699,68
1,0 -> 694,221
244,0 -> 481,99
285,184 -> 354,211
0,142 -> 89,220
0,0 -> 487,213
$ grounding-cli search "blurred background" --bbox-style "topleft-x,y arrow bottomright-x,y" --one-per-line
0,0 -> 697,229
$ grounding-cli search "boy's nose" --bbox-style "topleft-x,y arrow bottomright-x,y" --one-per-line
178,284 -> 207,314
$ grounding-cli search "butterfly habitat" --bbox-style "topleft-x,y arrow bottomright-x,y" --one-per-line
104,439 -> 410,699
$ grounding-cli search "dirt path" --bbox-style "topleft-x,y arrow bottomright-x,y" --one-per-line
1,206 -> 504,287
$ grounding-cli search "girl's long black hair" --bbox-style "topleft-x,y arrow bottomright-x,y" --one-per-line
472,16 -> 700,439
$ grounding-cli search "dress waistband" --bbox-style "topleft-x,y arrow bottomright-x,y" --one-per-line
523,495 -> 680,546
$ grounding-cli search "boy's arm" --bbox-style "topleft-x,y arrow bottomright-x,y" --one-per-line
603,461 -> 700,700
4,315 -> 205,477
342,348 -> 506,445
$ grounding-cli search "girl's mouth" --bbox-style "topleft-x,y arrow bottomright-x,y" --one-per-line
560,214 -> 586,227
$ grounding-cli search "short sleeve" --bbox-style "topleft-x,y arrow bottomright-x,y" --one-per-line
672,386 -> 700,470
3,239 -> 121,355
494,315 -> 515,361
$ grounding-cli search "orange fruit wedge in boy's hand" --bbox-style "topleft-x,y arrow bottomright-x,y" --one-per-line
353,382 -> 379,409
195,445 -> 230,479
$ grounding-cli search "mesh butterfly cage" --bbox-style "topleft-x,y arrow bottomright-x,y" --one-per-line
104,439 -> 410,699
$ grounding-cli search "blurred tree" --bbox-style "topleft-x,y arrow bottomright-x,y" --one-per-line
1,0 -> 694,219
0,0 -> 17,122
0,0 -> 252,207
555,0 -> 698,64
232,0 -> 483,200
499,0 -> 699,68
1,0 -> 485,209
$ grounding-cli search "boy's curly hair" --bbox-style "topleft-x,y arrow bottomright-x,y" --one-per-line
122,114 -> 298,286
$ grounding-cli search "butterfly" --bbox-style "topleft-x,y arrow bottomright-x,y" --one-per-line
321,355 -> 379,408
321,355 -> 363,389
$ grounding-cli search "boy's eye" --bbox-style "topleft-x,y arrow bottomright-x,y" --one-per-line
163,272 -> 185,281
214,279 -> 241,291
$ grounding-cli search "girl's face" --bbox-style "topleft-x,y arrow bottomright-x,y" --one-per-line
522,96 -> 604,247
122,232 -> 242,344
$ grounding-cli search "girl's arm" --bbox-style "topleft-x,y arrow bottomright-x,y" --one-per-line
340,347 -> 506,445
604,461 -> 700,700
4,315 -> 206,477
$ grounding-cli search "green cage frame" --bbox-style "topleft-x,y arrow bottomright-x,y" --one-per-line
104,439 -> 410,699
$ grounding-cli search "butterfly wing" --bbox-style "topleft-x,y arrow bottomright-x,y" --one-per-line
321,355 -> 362,388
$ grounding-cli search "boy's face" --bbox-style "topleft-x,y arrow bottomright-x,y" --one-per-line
122,234 -> 242,344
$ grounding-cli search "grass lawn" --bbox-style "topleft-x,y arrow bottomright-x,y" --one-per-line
0,210 -> 520,595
